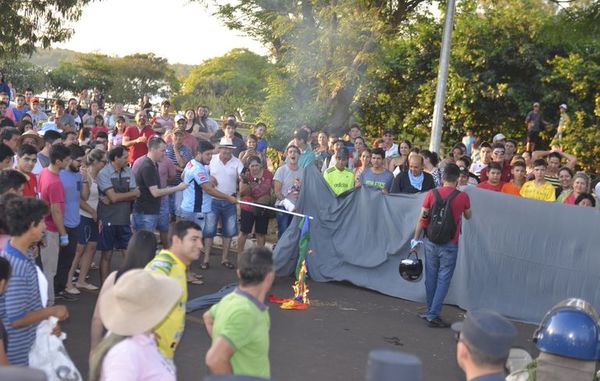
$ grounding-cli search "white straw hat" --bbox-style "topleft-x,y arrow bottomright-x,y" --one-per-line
99,269 -> 182,336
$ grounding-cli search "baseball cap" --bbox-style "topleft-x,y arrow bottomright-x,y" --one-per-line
31,97 -> 40,104
559,104 -> 567,110
493,133 -> 506,142
452,310 -> 517,360
383,129 -> 393,136
174,114 -> 186,123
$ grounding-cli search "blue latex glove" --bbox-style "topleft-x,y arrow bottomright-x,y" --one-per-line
59,234 -> 69,247
410,239 -> 423,250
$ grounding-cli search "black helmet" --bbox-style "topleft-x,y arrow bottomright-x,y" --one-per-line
399,251 -> 423,282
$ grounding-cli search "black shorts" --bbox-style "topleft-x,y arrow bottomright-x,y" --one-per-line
527,130 -> 540,143
240,209 -> 269,235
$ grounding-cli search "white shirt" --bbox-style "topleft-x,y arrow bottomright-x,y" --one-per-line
209,154 -> 243,195
385,143 -> 398,158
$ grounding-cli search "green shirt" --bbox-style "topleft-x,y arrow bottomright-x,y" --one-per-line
209,288 -> 271,379
324,167 -> 355,195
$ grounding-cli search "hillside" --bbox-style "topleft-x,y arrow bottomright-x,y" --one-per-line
28,48 -> 194,78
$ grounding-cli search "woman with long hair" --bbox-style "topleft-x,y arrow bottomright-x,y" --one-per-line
91,114 -> 108,139
88,270 -> 180,381
65,149 -> 106,295
184,108 -> 200,133
555,167 -> 574,202
108,116 -> 127,150
89,231 -> 158,353
388,140 -> 412,175
315,131 -> 331,170
354,148 -> 372,183
421,150 -> 442,187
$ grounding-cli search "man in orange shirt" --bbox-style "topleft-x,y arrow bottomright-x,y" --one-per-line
501,161 -> 527,196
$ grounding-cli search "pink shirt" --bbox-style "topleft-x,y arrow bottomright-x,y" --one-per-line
38,168 -> 65,232
100,333 -> 176,381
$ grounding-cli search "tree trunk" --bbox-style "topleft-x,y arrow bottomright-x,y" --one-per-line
326,36 -> 378,136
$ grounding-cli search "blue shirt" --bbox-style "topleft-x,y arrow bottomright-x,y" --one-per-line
359,168 -> 394,192
59,169 -> 82,228
165,143 -> 193,183
257,138 -> 268,153
0,242 -> 43,365
298,148 -> 316,168
181,159 -> 212,213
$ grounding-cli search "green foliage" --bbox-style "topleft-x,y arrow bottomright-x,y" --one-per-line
0,0 -> 93,59
176,48 -> 273,121
0,58 -> 50,94
48,53 -> 178,103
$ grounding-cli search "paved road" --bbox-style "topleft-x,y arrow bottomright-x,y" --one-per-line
62,254 -> 538,381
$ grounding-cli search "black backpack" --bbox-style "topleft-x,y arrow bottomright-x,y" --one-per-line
426,189 -> 460,244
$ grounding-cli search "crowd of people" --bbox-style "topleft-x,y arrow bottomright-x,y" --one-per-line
0,81 -> 598,380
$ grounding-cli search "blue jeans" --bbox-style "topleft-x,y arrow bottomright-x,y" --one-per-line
424,240 -> 458,321
276,206 -> 294,240
204,199 -> 237,238
132,212 -> 159,232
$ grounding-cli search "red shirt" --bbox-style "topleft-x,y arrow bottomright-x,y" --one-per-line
38,168 -> 65,233
480,163 -> 512,183
563,193 -> 577,205
124,125 -> 155,164
91,126 -> 109,139
422,186 -> 471,244
477,181 -> 504,192
22,173 -> 37,197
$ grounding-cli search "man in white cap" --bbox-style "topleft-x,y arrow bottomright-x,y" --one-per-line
554,103 -> 570,146
453,309 -> 517,381
204,137 -> 243,270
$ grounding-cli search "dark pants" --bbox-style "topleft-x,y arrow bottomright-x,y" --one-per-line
54,226 -> 79,293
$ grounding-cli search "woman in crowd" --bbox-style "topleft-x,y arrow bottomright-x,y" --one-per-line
108,116 -> 127,150
421,149 -> 442,187
388,140 -> 412,175
184,109 -> 201,134
555,167 -> 574,201
82,100 -> 99,126
91,115 -> 109,139
89,270 -> 180,381
353,148 -> 372,183
315,131 -> 331,170
89,231 -> 158,353
238,156 -> 273,251
239,134 -> 266,165
353,136 -> 367,164
65,149 -> 106,295
522,151 -> 534,175
562,172 -> 590,205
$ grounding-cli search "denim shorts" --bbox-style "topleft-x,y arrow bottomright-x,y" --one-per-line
204,199 -> 238,238
97,223 -> 132,251
77,216 -> 99,244
132,212 -> 160,232
157,198 -> 170,232
181,211 -> 206,231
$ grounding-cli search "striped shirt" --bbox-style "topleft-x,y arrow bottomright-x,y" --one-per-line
165,143 -> 193,183
0,242 -> 43,365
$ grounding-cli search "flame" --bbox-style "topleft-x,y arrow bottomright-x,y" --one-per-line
293,260 -> 309,304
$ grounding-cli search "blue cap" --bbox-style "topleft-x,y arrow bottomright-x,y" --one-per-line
452,309 -> 517,359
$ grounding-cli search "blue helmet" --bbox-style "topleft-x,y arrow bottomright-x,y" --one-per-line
533,298 -> 600,361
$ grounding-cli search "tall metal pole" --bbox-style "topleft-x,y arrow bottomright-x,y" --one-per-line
429,0 -> 457,153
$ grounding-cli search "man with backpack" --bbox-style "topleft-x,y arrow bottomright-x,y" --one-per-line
410,163 -> 471,328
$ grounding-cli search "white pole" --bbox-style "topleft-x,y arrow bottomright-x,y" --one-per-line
429,0 -> 457,154
238,200 -> 314,220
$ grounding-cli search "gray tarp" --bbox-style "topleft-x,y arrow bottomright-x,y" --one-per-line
273,166 -> 600,323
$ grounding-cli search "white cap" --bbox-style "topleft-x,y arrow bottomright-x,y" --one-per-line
174,114 -> 186,123
559,104 -> 567,110
493,133 -> 506,142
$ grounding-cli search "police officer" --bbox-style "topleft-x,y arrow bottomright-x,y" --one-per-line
452,309 -> 517,381
507,298 -> 600,381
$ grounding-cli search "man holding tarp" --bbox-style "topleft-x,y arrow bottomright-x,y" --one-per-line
411,164 -> 471,328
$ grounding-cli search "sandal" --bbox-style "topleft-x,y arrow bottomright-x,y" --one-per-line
187,276 -> 205,285
200,262 -> 210,270
221,261 -> 235,270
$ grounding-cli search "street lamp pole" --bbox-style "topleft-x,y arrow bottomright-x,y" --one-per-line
429,0 -> 457,154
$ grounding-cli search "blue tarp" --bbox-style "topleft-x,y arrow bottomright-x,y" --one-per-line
273,166 -> 600,323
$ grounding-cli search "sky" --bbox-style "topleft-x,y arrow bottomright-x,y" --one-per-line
56,0 -> 268,65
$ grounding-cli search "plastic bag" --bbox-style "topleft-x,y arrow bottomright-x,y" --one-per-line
29,316 -> 82,381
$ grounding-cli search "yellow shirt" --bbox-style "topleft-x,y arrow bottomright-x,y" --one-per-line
519,181 -> 556,202
323,167 -> 355,195
145,249 -> 187,358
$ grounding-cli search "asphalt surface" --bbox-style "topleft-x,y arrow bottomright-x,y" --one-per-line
61,251 -> 538,381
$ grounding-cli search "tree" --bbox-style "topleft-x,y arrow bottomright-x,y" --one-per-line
0,58 -> 50,94
175,48 -> 273,121
0,0 -> 94,59
199,0 -> 429,141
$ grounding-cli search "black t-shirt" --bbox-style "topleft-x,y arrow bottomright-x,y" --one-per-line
134,157 -> 161,214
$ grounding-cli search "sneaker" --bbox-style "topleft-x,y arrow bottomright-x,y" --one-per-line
418,312 -> 428,320
427,317 -> 450,328
76,282 -> 99,291
65,286 -> 81,295
55,291 -> 79,302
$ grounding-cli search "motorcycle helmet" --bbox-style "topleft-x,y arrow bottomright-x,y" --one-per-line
399,251 -> 423,282
533,298 -> 600,360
